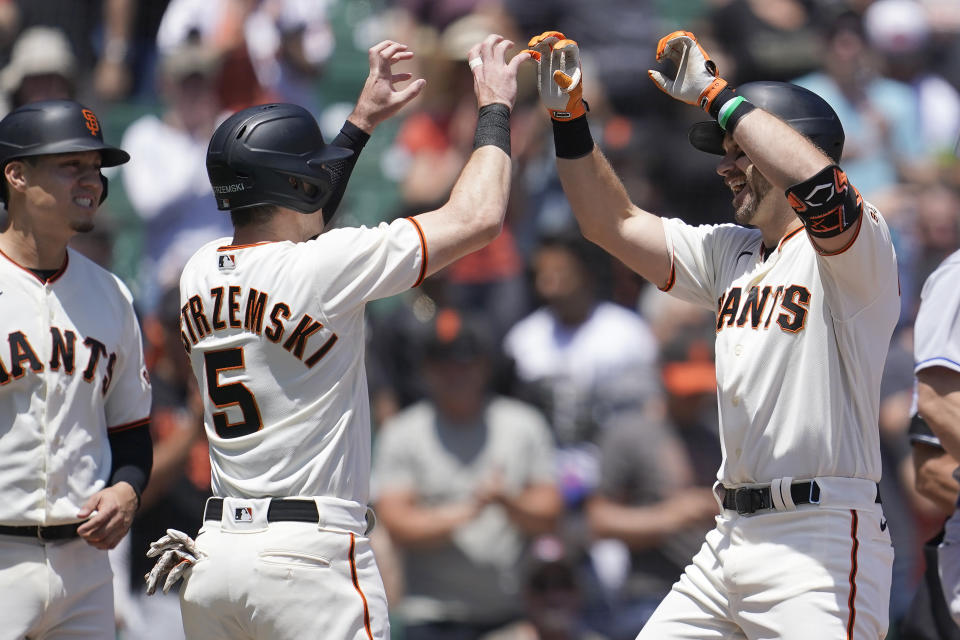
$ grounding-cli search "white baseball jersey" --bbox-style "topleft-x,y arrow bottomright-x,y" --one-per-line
177,217 -> 426,504
660,202 -> 899,486
915,250 -> 960,629
0,247 -> 152,525
914,249 -> 960,378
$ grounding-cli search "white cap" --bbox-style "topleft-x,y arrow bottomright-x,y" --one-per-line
0,27 -> 77,94
864,0 -> 931,54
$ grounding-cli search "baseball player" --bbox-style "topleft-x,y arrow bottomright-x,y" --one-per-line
143,36 -> 529,640
524,31 -> 899,638
0,100 -> 153,637
910,249 -> 960,627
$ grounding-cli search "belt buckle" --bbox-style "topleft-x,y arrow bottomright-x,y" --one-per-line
734,488 -> 761,515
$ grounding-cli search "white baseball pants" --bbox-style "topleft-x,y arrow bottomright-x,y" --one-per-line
179,497 -> 389,640
0,535 -> 114,639
638,478 -> 893,639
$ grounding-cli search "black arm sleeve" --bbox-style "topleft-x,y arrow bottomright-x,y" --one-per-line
108,423 -> 153,505
322,120 -> 371,225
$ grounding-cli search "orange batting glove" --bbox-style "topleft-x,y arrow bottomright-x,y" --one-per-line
522,31 -> 587,121
648,31 -> 729,117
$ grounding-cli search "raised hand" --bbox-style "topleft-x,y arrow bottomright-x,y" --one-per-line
523,31 -> 586,121
467,34 -> 530,111
350,40 -> 427,132
647,31 -> 728,115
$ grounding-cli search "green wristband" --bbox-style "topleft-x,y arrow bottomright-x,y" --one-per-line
717,96 -> 746,130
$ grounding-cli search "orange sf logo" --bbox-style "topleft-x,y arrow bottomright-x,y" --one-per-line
81,109 -> 100,136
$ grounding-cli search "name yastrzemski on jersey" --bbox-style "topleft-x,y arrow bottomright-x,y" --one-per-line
179,285 -> 338,368
715,284 -> 810,334
0,327 -> 121,391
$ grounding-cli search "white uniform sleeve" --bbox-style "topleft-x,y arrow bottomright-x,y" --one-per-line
104,277 -> 152,429
308,218 -> 426,320
661,218 -> 760,310
914,251 -> 960,374
814,202 -> 900,321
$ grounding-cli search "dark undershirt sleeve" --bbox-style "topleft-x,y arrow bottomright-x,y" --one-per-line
108,423 -> 153,505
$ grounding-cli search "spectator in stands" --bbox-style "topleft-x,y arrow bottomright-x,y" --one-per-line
485,535 -> 611,640
792,12 -> 930,200
372,310 -> 563,640
864,0 -> 960,159
709,0 -> 822,85
120,39 -> 228,311
0,26 -> 75,115
584,330 -> 720,639
116,287 -> 210,640
503,230 -> 659,512
155,0 -> 335,111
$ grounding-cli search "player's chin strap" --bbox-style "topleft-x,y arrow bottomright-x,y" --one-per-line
319,120 -> 370,226
785,165 -> 863,239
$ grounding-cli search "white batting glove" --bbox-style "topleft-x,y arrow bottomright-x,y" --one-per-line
144,528 -> 206,595
648,30 -> 729,115
522,31 -> 586,121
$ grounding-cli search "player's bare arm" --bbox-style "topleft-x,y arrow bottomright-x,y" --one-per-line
649,31 -> 861,254
917,366 -> 960,464
524,32 -> 671,288
411,34 -> 530,276
347,40 -> 426,134
912,442 -> 960,516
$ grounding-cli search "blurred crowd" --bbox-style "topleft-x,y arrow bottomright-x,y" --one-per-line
2,0 -> 957,638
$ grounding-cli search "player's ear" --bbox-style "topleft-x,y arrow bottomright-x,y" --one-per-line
4,160 -> 29,194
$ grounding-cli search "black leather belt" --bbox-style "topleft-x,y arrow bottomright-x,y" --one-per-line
719,481 -> 881,515
204,498 -> 319,523
0,523 -> 81,541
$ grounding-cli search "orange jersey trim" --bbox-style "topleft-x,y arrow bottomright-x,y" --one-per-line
846,509 -> 860,639
406,217 -> 428,287
107,417 -> 150,433
658,249 -> 677,292
814,214 -> 864,257
777,226 -> 805,253
0,247 -> 69,283
349,533 -> 374,640
216,241 -> 277,251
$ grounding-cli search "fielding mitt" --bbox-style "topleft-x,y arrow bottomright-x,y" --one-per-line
523,31 -> 586,121
144,528 -> 206,595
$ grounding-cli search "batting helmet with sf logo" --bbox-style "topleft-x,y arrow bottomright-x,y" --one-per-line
0,99 -> 129,204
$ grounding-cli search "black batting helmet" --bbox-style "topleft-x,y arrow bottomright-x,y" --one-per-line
206,103 -> 353,214
0,99 -> 129,204
689,81 -> 845,163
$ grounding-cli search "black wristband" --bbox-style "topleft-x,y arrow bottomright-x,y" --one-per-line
723,99 -> 756,134
552,115 -> 594,159
333,120 -> 371,152
474,103 -> 511,155
321,120 -> 371,225
707,85 -> 737,120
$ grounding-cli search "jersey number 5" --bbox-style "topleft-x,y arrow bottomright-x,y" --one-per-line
204,348 -> 263,438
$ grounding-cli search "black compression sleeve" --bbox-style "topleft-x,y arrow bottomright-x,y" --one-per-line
322,120 -> 371,224
785,165 -> 863,238
108,423 -> 153,506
